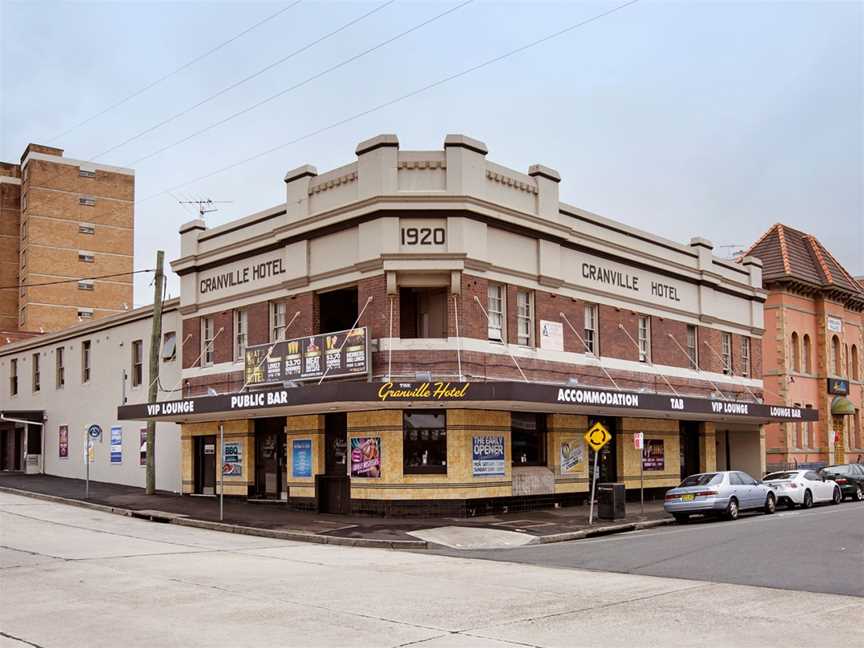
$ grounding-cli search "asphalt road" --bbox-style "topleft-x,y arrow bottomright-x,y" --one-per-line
432,502 -> 864,597
2,492 -> 862,648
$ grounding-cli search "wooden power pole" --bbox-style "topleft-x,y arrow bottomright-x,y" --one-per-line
145,250 -> 165,495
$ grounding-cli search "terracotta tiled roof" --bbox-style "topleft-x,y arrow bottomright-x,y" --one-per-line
743,224 -> 864,296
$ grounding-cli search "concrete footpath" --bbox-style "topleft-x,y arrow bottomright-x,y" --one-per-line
0,474 -> 672,549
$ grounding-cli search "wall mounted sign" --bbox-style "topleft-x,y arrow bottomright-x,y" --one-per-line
559,440 -> 585,474
827,378 -> 850,396
223,442 -> 242,476
196,247 -> 287,300
350,437 -> 381,478
642,439 -> 665,471
472,436 -> 505,477
244,327 -> 368,386
121,381 -> 820,424
110,426 -> 122,464
139,428 -> 147,466
292,439 -> 312,477
58,425 -> 69,459
826,317 -> 843,333
87,424 -> 102,440
539,320 -> 564,352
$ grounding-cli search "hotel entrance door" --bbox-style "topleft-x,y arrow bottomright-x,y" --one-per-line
254,418 -> 285,499
194,435 -> 216,495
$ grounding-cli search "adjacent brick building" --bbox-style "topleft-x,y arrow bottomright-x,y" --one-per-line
0,144 -> 134,339
745,224 -> 863,471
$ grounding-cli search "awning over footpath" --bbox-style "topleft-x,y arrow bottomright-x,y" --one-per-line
831,396 -> 856,416
117,381 -> 819,426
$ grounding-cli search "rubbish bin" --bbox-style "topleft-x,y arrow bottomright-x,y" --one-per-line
597,482 -> 626,520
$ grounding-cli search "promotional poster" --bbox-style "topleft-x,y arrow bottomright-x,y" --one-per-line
559,440 -> 585,474
471,436 -> 505,476
350,437 -> 381,478
292,439 -> 312,477
110,426 -> 122,464
58,425 -> 69,459
643,439 -> 665,471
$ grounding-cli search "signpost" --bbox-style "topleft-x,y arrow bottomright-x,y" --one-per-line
85,424 -> 101,499
585,422 -> 612,525
219,422 -> 224,522
634,432 -> 645,514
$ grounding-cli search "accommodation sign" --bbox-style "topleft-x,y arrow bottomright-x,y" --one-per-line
244,327 -> 368,386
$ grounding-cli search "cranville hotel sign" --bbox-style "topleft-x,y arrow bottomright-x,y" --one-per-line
119,381 -> 819,424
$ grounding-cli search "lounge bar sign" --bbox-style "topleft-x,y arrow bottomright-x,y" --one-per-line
121,381 -> 820,424
244,327 -> 369,386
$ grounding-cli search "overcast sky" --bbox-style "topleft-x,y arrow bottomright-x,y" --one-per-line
1,0 -> 861,305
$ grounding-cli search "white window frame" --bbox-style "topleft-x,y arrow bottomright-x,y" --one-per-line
10,358 -> 17,396
56,346 -> 65,389
77,309 -> 93,320
78,280 -> 94,291
721,333 -> 732,375
82,340 -> 91,383
79,196 -> 96,206
637,316 -> 651,363
740,337 -> 751,377
78,251 -> 95,263
515,290 -> 533,346
584,303 -> 598,355
270,301 -> 287,343
234,309 -> 248,361
686,325 -> 698,370
79,222 -> 96,235
131,340 -> 143,387
201,317 -> 215,367
487,284 -> 505,342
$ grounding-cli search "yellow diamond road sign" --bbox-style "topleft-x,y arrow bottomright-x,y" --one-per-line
584,422 -> 612,452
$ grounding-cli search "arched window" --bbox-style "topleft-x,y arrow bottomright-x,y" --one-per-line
802,334 -> 812,373
831,335 -> 841,376
791,332 -> 800,372
852,345 -> 860,381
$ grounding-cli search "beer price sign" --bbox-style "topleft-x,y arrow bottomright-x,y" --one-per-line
244,327 -> 368,386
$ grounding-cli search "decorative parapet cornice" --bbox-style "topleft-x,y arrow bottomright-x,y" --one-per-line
486,169 -> 538,195
397,159 -> 446,170
308,170 -> 358,195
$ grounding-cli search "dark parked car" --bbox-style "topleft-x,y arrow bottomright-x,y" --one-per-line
818,464 -> 864,501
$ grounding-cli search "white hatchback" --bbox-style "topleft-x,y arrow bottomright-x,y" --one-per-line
763,469 -> 841,509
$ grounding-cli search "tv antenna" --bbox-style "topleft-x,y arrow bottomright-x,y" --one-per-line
178,198 -> 233,218
717,244 -> 745,259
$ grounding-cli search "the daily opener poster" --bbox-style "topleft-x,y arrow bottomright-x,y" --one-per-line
244,327 -> 368,386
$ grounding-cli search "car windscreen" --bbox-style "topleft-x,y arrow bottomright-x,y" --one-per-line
764,472 -> 798,481
823,465 -> 852,475
680,473 -> 721,487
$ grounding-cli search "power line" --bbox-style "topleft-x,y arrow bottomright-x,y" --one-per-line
23,0 -> 641,245
2,269 -> 155,290
128,0 -> 473,166
91,0 -> 396,161
156,0 -> 642,195
45,2 -> 301,144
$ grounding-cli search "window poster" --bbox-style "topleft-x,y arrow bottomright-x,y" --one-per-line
350,437 -> 381,478
110,426 -> 122,464
472,436 -> 505,476
292,439 -> 312,477
643,439 -> 665,471
223,442 -> 243,476
559,439 -> 585,474
59,425 -> 69,459
139,428 -> 147,466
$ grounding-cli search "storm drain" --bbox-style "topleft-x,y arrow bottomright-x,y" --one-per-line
130,510 -> 189,523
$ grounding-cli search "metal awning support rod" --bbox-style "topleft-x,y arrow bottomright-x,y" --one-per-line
386,295 -> 394,382
240,311 -> 300,393
616,323 -> 680,397
560,313 -> 621,391
168,327 -> 225,394
318,296 -> 373,385
665,333 -> 731,400
453,295 -> 463,382
473,296 -> 529,383
701,339 -> 761,403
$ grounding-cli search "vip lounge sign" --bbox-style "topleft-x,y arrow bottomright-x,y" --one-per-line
244,327 -> 369,386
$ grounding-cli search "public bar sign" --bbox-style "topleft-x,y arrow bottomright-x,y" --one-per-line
244,327 -> 368,386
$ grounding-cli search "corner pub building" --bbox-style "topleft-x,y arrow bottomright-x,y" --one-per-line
119,134 -> 816,516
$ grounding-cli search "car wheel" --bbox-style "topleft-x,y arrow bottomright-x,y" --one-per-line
673,513 -> 689,523
854,486 -> 864,502
831,487 -> 842,505
724,497 -> 739,521
802,489 -> 813,509
764,493 -> 776,514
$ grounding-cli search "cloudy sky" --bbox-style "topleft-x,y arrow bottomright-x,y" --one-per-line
1,0 -> 861,305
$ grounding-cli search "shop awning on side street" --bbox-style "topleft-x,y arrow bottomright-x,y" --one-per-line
117,381 -> 819,426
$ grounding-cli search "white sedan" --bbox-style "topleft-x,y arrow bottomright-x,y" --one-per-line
763,469 -> 841,508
